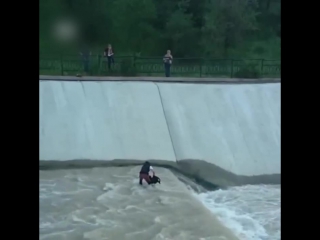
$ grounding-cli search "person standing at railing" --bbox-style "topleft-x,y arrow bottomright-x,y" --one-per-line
104,44 -> 115,70
163,50 -> 173,77
79,45 -> 91,76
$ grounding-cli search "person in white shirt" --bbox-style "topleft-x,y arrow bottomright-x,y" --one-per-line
103,44 -> 115,70
163,50 -> 173,77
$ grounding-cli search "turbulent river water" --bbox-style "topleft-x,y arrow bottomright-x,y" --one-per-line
40,167 -> 280,240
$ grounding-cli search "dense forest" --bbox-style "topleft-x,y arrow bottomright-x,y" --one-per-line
40,0 -> 280,59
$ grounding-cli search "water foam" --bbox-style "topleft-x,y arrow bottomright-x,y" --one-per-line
194,185 -> 280,240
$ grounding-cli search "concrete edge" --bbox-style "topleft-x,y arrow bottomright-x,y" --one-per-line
39,75 -> 281,84
39,159 -> 281,190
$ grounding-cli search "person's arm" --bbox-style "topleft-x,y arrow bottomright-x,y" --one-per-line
149,166 -> 155,176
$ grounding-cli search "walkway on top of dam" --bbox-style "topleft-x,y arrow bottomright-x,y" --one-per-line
40,75 -> 280,84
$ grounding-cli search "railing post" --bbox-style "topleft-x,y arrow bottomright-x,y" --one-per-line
133,54 -> 136,68
230,59 -> 234,78
98,54 -> 101,75
261,59 -> 264,76
60,54 -> 64,76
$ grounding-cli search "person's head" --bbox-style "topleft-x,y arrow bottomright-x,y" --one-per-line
144,161 -> 150,166
167,50 -> 171,55
108,44 -> 112,49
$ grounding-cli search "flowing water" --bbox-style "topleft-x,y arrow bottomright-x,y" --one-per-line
195,185 -> 280,240
40,167 -> 280,240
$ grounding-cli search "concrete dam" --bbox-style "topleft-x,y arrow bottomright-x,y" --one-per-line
39,79 -> 280,186
39,78 -> 280,240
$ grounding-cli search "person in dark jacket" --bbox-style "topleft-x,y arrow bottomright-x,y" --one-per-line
163,50 -> 173,77
104,44 -> 115,70
139,161 -> 155,185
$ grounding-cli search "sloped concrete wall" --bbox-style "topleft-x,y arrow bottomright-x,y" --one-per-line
158,83 -> 280,176
39,81 -> 176,161
40,80 -> 280,185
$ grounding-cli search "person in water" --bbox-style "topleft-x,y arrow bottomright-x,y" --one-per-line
139,161 -> 155,185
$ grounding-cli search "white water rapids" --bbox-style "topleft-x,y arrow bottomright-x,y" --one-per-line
40,167 -> 280,240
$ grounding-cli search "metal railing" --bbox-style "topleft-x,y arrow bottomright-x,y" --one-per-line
39,54 -> 280,78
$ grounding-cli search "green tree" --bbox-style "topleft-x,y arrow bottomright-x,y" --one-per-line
110,0 -> 158,54
164,0 -> 199,57
39,0 -> 280,59
202,0 -> 259,57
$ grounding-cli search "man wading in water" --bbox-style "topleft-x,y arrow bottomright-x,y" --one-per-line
139,161 -> 155,185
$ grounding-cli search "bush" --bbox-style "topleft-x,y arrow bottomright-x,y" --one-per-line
234,64 -> 260,78
120,58 -> 136,76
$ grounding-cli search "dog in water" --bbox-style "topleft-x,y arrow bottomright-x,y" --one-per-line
149,175 -> 161,185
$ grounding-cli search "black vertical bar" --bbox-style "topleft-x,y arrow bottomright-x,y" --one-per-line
230,59 -> 234,78
60,54 -> 64,76
98,54 -> 101,75
261,59 -> 264,76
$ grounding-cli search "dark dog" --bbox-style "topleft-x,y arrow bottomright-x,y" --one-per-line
149,175 -> 161,185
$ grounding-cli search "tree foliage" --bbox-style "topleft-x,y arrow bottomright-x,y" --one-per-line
39,0 -> 281,58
